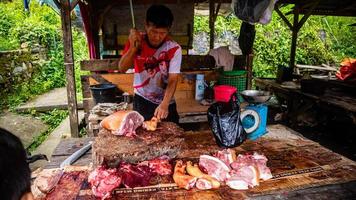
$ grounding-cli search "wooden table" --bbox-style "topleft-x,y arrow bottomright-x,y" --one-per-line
255,78 -> 356,126
45,124 -> 356,199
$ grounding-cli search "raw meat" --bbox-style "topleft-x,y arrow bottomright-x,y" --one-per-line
225,178 -> 249,190
93,122 -> 184,167
251,153 -> 273,180
142,117 -> 159,131
118,163 -> 156,188
44,171 -> 88,200
196,178 -> 213,190
186,161 -> 220,188
33,169 -> 63,194
100,110 -> 144,137
231,152 -> 272,181
213,149 -> 237,166
173,160 -> 197,189
138,155 -> 172,176
229,165 -> 259,188
88,166 -> 121,199
199,155 -> 231,182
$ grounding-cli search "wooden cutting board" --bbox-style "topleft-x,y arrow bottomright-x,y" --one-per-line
39,124 -> 356,199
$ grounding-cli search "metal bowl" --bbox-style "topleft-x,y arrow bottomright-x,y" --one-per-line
240,90 -> 271,104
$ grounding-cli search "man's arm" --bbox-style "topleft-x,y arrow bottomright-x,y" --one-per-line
154,73 -> 179,120
118,48 -> 136,72
118,29 -> 141,72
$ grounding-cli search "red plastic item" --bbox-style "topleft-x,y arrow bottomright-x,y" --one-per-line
214,85 -> 237,102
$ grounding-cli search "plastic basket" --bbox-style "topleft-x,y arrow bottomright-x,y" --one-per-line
214,85 -> 237,103
218,70 -> 247,101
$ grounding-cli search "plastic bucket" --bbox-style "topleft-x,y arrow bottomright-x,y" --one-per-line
214,85 -> 237,102
90,83 -> 118,104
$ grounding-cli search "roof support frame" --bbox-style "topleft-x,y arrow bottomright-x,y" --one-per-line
275,0 -> 321,68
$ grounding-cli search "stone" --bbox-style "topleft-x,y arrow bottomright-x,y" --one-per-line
0,112 -> 49,148
13,66 -> 23,75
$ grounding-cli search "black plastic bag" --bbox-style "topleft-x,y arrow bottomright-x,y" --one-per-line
207,93 -> 247,148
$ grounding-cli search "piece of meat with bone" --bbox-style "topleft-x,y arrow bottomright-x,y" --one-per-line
138,155 -> 172,176
199,155 -> 231,182
142,116 -> 159,131
100,110 -> 144,137
88,166 -> 122,199
33,168 -> 63,194
118,163 -> 156,188
231,152 -> 272,181
213,149 -> 237,166
186,161 -> 220,188
196,178 -> 213,190
226,165 -> 259,190
173,160 -> 197,189
252,152 -> 273,180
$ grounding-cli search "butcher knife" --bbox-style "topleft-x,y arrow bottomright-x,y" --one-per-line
60,141 -> 92,168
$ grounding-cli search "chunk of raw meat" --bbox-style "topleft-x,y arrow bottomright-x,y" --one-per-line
33,169 -> 63,194
88,166 -> 121,199
118,163 -> 156,188
138,155 -> 172,176
196,178 -> 213,190
199,155 -> 231,182
213,149 -> 237,166
100,110 -> 144,136
233,166 -> 259,186
231,152 -> 272,181
173,160 -> 197,190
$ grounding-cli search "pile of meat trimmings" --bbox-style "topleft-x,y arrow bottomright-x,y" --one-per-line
174,149 -> 273,190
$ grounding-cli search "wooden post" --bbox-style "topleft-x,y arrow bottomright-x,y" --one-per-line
289,8 -> 299,69
246,54 -> 253,90
60,0 -> 79,137
209,0 -> 215,49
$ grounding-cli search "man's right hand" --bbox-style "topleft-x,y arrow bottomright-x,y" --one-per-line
129,28 -> 141,51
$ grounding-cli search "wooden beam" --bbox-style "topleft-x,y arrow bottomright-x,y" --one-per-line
289,8 -> 299,69
209,0 -> 215,49
60,0 -> 79,137
275,7 -> 293,30
80,55 -> 216,71
53,0 -> 61,9
246,54 -> 253,90
70,0 -> 79,11
297,0 -> 320,30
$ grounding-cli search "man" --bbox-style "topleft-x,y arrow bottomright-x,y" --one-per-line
119,4 -> 181,124
0,128 -> 34,200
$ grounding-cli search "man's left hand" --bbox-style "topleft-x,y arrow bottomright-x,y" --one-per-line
154,102 -> 169,120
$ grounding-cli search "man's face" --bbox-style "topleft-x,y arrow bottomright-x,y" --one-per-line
145,23 -> 169,47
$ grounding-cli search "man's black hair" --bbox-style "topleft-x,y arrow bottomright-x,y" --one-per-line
146,4 -> 174,28
0,128 -> 31,200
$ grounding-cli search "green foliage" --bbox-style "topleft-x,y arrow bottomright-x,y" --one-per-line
194,12 -> 356,78
27,109 -> 68,152
0,0 -> 89,110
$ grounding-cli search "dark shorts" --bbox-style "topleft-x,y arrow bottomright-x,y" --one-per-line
133,94 -> 179,124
